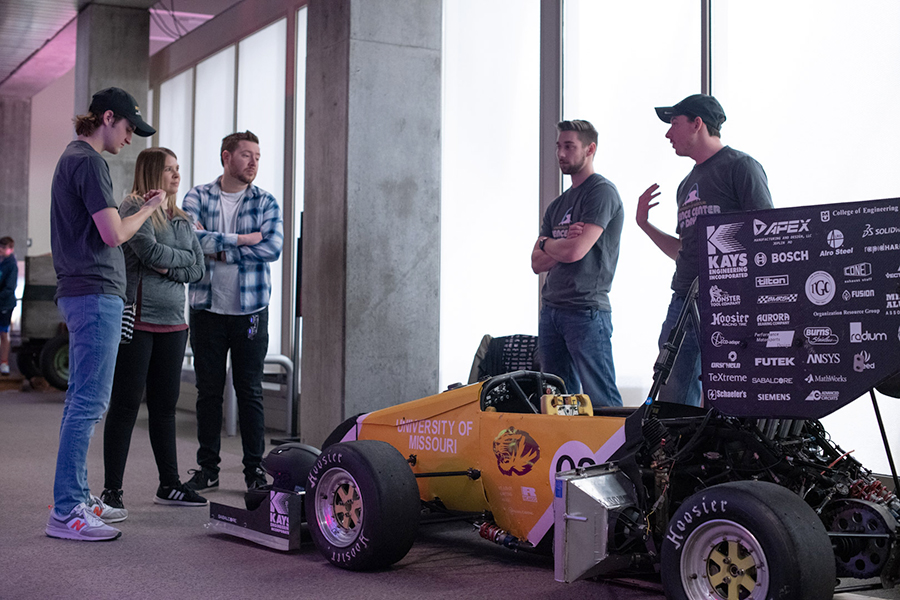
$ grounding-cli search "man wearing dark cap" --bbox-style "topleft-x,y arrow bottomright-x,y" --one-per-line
636,94 -> 772,406
46,87 -> 164,541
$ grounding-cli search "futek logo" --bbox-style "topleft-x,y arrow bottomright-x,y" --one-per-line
755,357 -> 795,366
753,218 -> 810,236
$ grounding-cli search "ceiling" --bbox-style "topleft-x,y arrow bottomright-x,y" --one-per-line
0,0 -> 240,98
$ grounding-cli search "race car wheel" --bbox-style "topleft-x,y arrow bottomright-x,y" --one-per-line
40,332 -> 69,391
305,440 -> 420,571
660,480 -> 835,600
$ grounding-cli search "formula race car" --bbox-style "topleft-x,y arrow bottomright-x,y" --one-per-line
298,199 -> 900,600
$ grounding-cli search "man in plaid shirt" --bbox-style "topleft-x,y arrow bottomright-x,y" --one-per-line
182,131 -> 283,492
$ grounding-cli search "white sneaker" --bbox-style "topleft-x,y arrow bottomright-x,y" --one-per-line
45,503 -> 121,541
86,494 -> 128,523
0,363 -> 8,375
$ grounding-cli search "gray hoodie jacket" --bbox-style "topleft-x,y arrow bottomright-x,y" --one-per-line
120,196 -> 205,325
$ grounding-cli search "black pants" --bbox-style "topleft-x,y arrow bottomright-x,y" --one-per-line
104,328 -> 189,489
189,308 -> 268,480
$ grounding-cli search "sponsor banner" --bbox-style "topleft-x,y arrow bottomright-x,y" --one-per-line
697,197 -> 900,419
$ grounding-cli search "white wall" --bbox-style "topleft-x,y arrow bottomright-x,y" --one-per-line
28,68 -> 75,256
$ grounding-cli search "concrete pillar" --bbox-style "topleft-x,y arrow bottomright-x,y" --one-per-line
301,0 -> 442,446
0,98 -> 31,251
75,4 -> 150,202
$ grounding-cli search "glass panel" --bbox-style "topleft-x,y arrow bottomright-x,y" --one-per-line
158,69 -> 194,206
237,18 -> 287,356
562,0 -> 700,399
194,46 -> 236,190
441,0 -> 541,388
145,87 -> 154,149
294,6 -> 308,385
712,0 -> 900,475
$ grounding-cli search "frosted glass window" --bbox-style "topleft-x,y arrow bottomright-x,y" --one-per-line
562,0 -> 700,403
158,69 -> 194,206
237,18 -> 287,355
293,6 -> 307,385
440,0 -> 540,388
194,46 -> 236,188
712,1 -> 900,206
711,0 -> 900,474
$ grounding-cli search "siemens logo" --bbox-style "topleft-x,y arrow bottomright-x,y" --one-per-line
758,393 -> 791,402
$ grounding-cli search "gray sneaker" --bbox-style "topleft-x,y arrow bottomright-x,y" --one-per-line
86,494 -> 128,523
45,503 -> 122,541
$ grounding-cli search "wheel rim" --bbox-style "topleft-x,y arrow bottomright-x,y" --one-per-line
313,467 -> 363,547
680,519 -> 769,600
53,347 -> 69,380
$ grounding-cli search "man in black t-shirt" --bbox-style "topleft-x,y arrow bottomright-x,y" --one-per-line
637,94 -> 773,406
45,88 -> 162,542
532,120 -> 624,409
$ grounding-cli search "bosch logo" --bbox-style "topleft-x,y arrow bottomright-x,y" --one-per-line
771,250 -> 808,263
805,271 -> 835,306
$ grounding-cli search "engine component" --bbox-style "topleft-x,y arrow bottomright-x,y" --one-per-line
826,499 -> 897,579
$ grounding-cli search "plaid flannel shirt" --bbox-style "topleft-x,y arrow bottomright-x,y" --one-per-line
182,178 -> 283,314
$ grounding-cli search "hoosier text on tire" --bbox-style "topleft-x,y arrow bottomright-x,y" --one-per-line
305,440 -> 420,571
660,480 -> 835,600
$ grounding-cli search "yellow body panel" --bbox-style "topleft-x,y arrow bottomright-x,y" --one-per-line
353,381 -> 629,545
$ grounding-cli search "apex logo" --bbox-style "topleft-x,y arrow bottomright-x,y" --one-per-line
753,218 -> 810,236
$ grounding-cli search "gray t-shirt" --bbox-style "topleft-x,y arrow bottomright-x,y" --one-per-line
671,146 -> 773,295
50,141 -> 125,300
540,173 -> 624,311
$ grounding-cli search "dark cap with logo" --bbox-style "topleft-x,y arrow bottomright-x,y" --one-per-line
655,94 -> 726,129
89,87 -> 156,137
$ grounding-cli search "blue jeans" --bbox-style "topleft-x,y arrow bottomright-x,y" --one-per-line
656,293 -> 702,407
538,306 -> 622,408
53,294 -> 123,515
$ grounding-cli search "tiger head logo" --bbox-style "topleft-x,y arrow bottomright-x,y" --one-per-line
492,426 -> 540,476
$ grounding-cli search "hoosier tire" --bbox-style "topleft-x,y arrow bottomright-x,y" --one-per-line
305,440 -> 420,570
660,480 -> 835,600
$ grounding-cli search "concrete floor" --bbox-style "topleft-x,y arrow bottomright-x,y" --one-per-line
0,371 -> 895,599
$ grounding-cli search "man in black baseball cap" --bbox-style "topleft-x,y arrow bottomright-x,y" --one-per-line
635,93 -> 773,407
89,87 -> 156,138
654,93 -> 727,132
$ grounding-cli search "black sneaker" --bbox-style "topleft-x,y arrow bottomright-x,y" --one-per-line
154,482 -> 209,506
101,488 -> 125,510
245,467 -> 267,491
184,468 -> 219,492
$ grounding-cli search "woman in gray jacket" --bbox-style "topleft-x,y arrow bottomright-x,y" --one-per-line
101,148 -> 206,512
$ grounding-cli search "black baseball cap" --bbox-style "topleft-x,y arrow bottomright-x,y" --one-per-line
89,87 -> 156,137
655,94 -> 726,129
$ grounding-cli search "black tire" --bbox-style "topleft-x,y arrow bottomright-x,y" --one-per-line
321,413 -> 364,450
16,349 -> 40,379
305,440 -> 420,570
39,333 -> 69,391
660,480 -> 835,600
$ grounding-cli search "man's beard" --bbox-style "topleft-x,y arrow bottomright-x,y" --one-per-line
559,157 -> 586,175
234,169 -> 256,185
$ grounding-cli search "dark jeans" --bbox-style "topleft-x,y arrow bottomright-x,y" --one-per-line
189,308 -> 268,479
104,328 -> 189,489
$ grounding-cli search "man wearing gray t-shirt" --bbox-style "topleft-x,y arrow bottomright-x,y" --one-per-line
637,94 -> 773,406
532,120 -> 624,409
